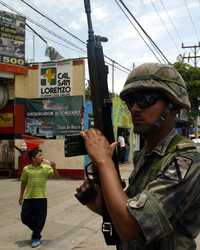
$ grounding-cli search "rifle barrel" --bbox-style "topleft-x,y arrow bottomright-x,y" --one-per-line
84,0 -> 94,40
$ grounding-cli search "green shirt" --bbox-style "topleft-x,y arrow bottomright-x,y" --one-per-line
20,163 -> 54,199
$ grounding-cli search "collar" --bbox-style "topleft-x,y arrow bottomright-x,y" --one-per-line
29,164 -> 42,169
143,128 -> 177,157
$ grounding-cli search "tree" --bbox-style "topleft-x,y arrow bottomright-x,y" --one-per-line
174,62 -> 200,119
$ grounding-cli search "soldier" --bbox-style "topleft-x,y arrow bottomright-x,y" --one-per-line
77,62 -> 200,250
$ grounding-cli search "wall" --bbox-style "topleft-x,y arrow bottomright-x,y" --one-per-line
13,59 -> 85,178
15,59 -> 85,98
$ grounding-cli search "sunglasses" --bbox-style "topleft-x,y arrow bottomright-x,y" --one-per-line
125,92 -> 168,110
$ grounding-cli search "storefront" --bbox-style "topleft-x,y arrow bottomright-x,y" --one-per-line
0,63 -> 28,177
0,59 -> 86,179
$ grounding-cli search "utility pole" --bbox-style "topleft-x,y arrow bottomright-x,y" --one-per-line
182,42 -> 200,138
33,34 -> 35,62
111,60 -> 115,96
182,42 -> 200,67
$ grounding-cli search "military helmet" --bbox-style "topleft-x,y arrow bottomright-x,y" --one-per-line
120,63 -> 191,110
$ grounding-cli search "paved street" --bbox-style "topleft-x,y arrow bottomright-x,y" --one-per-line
0,164 -> 200,250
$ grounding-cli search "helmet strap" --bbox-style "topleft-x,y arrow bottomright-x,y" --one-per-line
154,102 -> 174,128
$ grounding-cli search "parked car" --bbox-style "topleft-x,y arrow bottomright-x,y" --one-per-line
192,138 -> 200,152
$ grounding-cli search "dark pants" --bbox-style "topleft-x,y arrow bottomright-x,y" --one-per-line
21,198 -> 47,240
119,147 -> 126,163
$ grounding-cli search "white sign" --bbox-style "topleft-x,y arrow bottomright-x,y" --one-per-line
39,61 -> 73,97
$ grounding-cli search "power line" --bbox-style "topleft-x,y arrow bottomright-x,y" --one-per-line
0,0 -> 86,53
26,25 -> 84,55
183,0 -> 200,42
114,0 -> 162,63
18,0 -> 86,46
17,0 -> 131,72
117,0 -> 170,64
159,0 -> 183,45
150,0 -> 180,53
0,0 -> 130,73
26,23 -> 47,44
105,59 -> 130,74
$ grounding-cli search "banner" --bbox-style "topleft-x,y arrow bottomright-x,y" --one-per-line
24,96 -> 83,138
0,11 -> 25,65
39,61 -> 73,97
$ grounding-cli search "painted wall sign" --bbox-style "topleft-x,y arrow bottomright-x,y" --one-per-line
39,61 -> 73,97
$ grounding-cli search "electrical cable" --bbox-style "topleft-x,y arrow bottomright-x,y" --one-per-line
0,0 -> 86,54
159,0 -> 183,45
150,0 -> 180,53
19,0 -> 86,46
0,0 -> 130,73
114,0 -> 162,63
117,0 -> 170,64
26,23 -> 47,44
26,24 -> 84,54
183,0 -> 200,42
17,0 -> 131,72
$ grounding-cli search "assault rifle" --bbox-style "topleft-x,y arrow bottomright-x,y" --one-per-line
74,0 -> 124,246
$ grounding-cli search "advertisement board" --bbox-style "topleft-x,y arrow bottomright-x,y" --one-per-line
24,96 -> 83,138
39,61 -> 73,97
0,11 -> 25,65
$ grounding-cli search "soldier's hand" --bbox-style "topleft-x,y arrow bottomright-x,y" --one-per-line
80,129 -> 118,167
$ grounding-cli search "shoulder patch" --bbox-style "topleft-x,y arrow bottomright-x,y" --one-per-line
161,160 -> 180,181
175,156 -> 192,179
128,193 -> 148,209
161,155 -> 192,181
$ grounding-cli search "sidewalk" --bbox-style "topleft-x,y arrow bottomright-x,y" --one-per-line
0,163 -> 200,249
0,178 -> 110,250
0,164 -> 132,250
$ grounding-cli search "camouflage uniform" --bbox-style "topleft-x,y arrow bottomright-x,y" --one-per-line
117,129 -> 200,250
118,63 -> 200,249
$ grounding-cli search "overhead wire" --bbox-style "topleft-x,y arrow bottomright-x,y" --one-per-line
0,0 -> 86,54
117,0 -> 170,64
183,0 -> 200,42
0,0 -> 130,75
26,24 -> 83,55
113,0 -> 162,63
159,0 -> 183,46
150,0 -> 180,53
18,0 -> 86,46
26,23 -> 47,45
17,0 -> 131,73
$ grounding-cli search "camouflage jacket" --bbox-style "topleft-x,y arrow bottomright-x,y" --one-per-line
118,129 -> 200,250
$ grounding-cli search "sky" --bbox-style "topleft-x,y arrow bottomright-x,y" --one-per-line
0,0 -> 200,94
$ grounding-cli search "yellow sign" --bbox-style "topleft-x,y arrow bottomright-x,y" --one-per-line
0,113 -> 13,127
